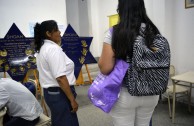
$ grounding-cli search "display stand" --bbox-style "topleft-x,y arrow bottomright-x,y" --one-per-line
24,69 -> 48,116
85,64 -> 93,84
76,64 -> 92,85
3,72 -> 6,78
76,70 -> 84,85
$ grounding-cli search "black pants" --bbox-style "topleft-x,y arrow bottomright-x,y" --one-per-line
3,113 -> 39,126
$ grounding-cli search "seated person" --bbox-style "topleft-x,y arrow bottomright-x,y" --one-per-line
0,78 -> 43,126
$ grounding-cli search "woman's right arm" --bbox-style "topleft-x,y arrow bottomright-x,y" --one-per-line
98,29 -> 115,75
98,43 -> 115,75
56,75 -> 78,112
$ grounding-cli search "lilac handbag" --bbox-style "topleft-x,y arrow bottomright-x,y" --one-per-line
88,60 -> 129,113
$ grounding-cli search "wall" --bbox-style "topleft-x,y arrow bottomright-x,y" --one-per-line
86,0 -> 100,57
87,0 -> 118,57
66,0 -> 79,35
170,0 -> 194,102
78,0 -> 89,36
172,0 -> 194,73
0,0 -> 67,38
164,0 -> 174,61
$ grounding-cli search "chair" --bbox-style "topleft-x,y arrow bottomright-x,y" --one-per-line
35,113 -> 51,126
28,78 -> 49,116
163,65 -> 190,118
0,107 -> 7,126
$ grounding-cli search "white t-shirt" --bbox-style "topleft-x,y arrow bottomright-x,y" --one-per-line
103,23 -> 146,45
36,39 -> 76,88
104,29 -> 112,45
0,78 -> 42,120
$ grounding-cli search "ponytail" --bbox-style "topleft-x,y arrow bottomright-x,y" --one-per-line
34,23 -> 43,52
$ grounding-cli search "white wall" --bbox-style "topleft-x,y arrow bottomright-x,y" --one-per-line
87,0 -> 101,57
170,0 -> 194,102
78,0 -> 89,36
66,0 -> 80,35
87,0 -> 118,57
0,0 -> 67,38
164,0 -> 174,61
172,0 -> 194,74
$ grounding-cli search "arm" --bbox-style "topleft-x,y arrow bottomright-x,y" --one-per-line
56,75 -> 78,112
98,43 -> 115,75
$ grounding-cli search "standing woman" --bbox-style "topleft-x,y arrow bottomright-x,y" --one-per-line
98,0 -> 160,126
34,20 -> 79,126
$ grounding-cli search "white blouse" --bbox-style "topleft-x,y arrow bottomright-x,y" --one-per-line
36,39 -> 76,88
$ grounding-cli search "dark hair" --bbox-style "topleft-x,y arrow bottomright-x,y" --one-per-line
112,0 -> 160,60
34,20 -> 58,52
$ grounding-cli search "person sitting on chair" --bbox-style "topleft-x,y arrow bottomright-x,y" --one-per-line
0,78 -> 43,126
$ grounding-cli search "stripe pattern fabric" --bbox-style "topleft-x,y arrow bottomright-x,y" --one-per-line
125,34 -> 170,96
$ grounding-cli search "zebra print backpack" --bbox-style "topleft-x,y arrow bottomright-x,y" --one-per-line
125,34 -> 170,96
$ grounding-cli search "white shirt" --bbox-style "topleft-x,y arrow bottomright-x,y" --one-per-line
36,39 -> 76,88
0,78 -> 42,120
104,29 -> 112,45
103,23 -> 146,45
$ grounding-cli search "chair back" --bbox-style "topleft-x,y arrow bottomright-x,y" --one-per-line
170,65 -> 175,77
35,113 -> 51,126
0,107 -> 7,126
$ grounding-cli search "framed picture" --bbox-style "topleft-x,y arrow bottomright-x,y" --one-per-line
185,0 -> 194,8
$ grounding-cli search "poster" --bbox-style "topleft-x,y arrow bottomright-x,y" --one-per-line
61,24 -> 96,79
0,23 -> 96,81
0,23 -> 35,81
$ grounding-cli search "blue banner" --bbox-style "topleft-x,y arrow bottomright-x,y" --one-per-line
61,24 -> 96,79
0,23 -> 96,81
0,23 -> 36,82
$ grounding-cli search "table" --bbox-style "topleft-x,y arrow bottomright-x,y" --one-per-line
171,71 -> 194,123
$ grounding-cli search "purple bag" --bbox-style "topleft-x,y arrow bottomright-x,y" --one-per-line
88,60 -> 129,113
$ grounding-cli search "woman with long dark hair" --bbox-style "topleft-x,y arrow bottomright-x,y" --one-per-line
98,0 -> 160,125
34,20 -> 79,126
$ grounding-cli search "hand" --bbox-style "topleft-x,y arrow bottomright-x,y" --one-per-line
70,100 -> 78,113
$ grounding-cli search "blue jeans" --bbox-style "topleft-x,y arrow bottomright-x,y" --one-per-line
44,86 -> 79,126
